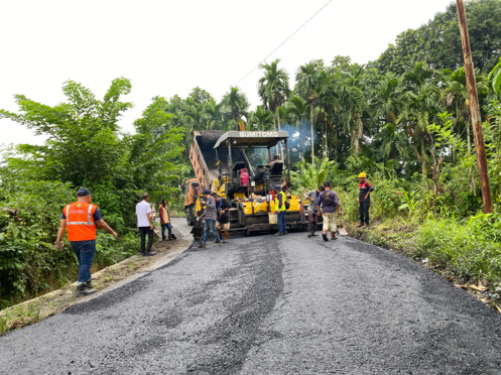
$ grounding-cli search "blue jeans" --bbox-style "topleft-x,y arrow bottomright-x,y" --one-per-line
70,240 -> 96,283
202,219 -> 221,243
277,211 -> 287,234
161,223 -> 172,238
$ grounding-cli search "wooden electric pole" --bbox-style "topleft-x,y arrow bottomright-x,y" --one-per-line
456,0 -> 493,213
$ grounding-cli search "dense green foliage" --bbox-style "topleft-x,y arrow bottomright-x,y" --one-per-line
374,0 -> 501,75
0,79 -> 184,308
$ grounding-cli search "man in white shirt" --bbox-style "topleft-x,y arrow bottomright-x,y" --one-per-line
135,193 -> 156,256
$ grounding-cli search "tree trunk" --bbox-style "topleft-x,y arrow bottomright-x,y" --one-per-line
357,117 -> 363,152
277,107 -> 284,160
421,136 -> 427,183
466,119 -> 471,152
310,105 -> 315,167
323,122 -> 328,158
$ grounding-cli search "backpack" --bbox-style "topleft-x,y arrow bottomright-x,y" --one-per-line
323,191 -> 334,206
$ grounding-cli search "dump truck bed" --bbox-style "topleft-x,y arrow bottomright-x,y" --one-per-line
190,130 -> 250,190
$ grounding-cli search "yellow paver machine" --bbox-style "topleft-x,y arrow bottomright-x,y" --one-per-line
189,130 -> 307,236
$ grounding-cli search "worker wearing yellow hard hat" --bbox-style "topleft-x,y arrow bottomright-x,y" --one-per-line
357,172 -> 374,228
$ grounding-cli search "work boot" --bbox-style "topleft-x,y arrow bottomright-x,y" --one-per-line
275,232 -> 283,236
217,229 -> 223,239
214,240 -> 222,247
75,282 -> 96,297
162,236 -> 166,241
356,223 -> 364,228
143,251 -> 156,256
198,242 -> 206,249
223,230 -> 229,243
169,234 -> 177,240
322,232 -> 329,242
331,232 -> 338,240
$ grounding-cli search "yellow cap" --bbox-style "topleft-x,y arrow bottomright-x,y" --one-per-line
358,172 -> 367,178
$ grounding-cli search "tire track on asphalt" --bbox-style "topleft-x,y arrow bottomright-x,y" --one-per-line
185,238 -> 284,375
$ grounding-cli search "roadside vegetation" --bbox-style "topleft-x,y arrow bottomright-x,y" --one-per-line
1,0 -> 500,312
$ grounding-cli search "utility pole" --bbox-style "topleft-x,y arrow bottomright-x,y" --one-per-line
456,0 -> 493,213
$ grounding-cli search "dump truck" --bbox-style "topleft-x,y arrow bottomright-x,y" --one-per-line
189,130 -> 306,236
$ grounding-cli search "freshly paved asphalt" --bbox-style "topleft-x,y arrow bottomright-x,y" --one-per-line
2,225 -> 501,375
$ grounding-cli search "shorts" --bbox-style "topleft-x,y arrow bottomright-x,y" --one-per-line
216,221 -> 230,230
322,212 -> 337,232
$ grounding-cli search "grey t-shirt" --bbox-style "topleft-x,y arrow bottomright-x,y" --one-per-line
204,196 -> 217,221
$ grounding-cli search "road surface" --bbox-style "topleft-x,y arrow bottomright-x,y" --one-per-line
1,224 -> 501,374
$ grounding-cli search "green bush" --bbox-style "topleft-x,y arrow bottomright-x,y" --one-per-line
0,181 -> 76,308
415,213 -> 501,286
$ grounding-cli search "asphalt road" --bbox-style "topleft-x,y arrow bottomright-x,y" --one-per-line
2,225 -> 501,375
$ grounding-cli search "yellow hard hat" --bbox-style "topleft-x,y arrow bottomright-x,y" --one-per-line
358,172 -> 367,178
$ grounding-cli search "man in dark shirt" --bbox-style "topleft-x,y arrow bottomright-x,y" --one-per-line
317,181 -> 341,241
214,193 -> 232,243
358,172 -> 374,228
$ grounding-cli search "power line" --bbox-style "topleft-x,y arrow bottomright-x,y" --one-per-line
234,0 -> 333,87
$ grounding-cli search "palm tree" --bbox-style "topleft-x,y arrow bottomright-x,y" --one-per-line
203,98 -> 223,130
295,60 -> 324,166
248,106 -> 274,131
374,72 -> 402,125
285,96 -> 308,129
258,59 -> 290,132
399,82 -> 441,179
221,87 -> 250,130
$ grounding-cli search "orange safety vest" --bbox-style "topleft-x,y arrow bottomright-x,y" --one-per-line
63,202 -> 98,241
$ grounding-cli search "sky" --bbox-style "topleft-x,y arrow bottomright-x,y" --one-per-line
0,0 -> 456,146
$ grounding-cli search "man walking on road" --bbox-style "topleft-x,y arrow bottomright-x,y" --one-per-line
54,188 -> 117,297
318,181 -> 341,241
275,184 -> 288,236
136,193 -> 156,256
214,193 -> 231,243
305,186 -> 324,238
357,172 -> 374,228
198,189 -> 222,248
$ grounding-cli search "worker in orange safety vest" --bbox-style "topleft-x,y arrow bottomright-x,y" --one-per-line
54,188 -> 117,297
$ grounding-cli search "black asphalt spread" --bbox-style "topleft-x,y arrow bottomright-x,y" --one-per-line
1,229 -> 501,375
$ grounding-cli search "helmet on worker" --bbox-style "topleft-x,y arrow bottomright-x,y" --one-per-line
358,172 -> 367,181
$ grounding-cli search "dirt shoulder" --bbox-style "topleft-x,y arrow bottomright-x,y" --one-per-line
0,222 -> 193,335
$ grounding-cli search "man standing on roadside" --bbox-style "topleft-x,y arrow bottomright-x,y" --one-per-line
54,188 -> 118,297
198,189 -> 222,248
305,186 -> 324,238
159,199 -> 174,241
136,193 -> 156,256
275,184 -> 287,236
214,193 -> 231,243
318,181 -> 341,241
357,172 -> 374,228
